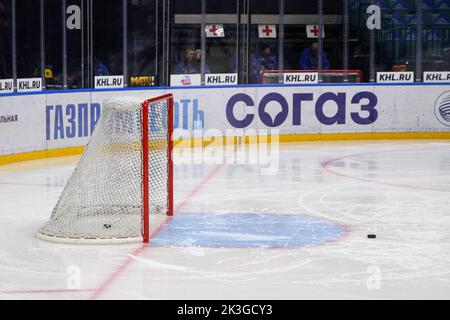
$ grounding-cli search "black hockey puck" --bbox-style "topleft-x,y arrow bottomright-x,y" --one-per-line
367,234 -> 376,239
104,224 -> 112,229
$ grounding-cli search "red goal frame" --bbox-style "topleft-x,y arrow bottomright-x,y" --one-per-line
141,93 -> 174,243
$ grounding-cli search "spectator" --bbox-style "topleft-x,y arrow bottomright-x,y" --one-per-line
175,47 -> 211,74
299,42 -> 329,70
250,43 -> 278,83
94,58 -> 110,76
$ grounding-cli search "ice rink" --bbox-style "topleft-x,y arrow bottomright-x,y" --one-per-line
0,140 -> 449,299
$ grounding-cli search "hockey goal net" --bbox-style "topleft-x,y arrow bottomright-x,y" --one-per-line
36,94 -> 174,244
260,70 -> 363,84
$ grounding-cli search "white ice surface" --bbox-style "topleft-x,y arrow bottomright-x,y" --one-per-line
0,140 -> 449,299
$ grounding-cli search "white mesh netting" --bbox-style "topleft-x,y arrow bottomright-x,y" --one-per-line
36,96 -> 170,244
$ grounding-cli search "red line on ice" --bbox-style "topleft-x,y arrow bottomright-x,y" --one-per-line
174,164 -> 225,214
88,164 -> 224,300
321,151 -> 450,193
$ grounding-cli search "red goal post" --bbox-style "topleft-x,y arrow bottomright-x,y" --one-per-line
142,94 -> 174,243
260,70 -> 363,84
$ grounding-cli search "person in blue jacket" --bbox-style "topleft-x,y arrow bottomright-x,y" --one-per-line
94,58 -> 110,76
299,42 -> 329,70
250,43 -> 278,83
175,47 -> 211,74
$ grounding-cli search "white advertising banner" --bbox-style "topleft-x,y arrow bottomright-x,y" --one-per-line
94,76 -> 124,89
283,72 -> 318,84
0,94 -> 46,155
423,72 -> 450,83
377,72 -> 414,83
17,78 -> 42,92
0,79 -> 14,93
45,92 -> 100,150
170,74 -> 201,86
205,73 -> 238,86
1,84 -> 450,156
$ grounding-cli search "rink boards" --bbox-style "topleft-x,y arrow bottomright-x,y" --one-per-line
1,83 -> 450,163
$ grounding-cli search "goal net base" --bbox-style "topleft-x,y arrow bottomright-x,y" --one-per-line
36,231 -> 143,245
